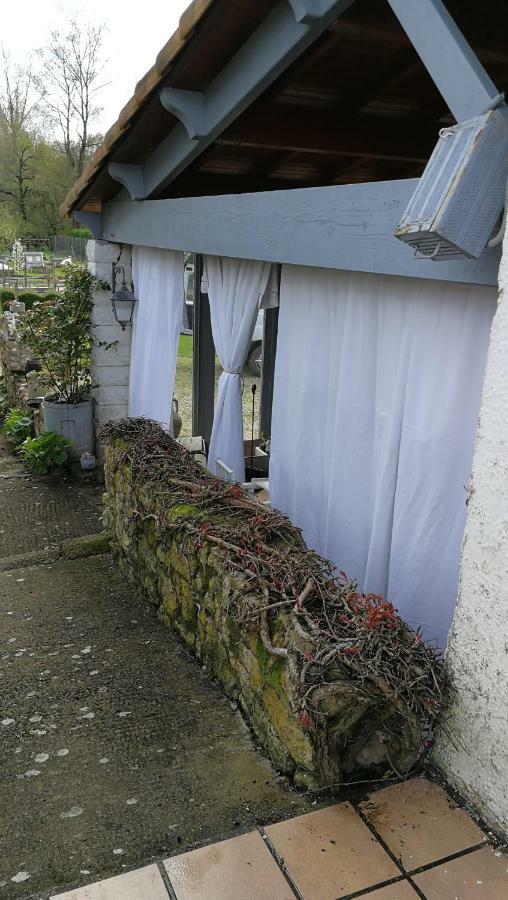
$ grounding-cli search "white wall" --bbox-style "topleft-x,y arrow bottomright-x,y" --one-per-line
87,240 -> 132,456
435,227 -> 508,836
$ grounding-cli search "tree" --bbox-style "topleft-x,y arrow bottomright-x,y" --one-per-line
0,49 -> 41,223
38,20 -> 107,178
30,142 -> 74,235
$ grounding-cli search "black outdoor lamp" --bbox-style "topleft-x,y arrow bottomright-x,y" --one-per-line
111,263 -> 137,330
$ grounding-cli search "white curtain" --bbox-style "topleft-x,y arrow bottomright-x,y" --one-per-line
270,265 -> 495,647
205,255 -> 271,482
128,246 -> 184,432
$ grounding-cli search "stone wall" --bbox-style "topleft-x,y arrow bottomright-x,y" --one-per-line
0,301 -> 40,408
435,228 -> 508,837
103,427 -> 439,791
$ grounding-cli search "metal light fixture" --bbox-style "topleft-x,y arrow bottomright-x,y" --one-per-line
111,263 -> 137,330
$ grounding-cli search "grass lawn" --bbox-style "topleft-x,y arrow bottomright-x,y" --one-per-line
178,333 -> 193,358
175,334 -> 261,439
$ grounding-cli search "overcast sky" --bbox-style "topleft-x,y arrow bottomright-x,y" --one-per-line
2,0 -> 190,133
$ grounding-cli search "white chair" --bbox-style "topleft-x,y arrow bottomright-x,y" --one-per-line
215,457 -> 257,493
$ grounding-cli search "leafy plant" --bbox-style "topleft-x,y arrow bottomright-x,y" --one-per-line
19,431 -> 72,475
18,266 -> 95,403
11,239 -> 25,275
3,408 -> 34,447
0,290 -> 57,312
0,375 -> 9,420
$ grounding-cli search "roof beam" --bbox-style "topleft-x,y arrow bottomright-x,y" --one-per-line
74,210 -> 102,239
218,106 -> 434,162
386,0 -> 502,121
121,0 -> 356,200
101,181 -> 499,286
287,1 -> 327,23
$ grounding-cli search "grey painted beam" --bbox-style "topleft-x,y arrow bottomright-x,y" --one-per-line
74,210 -> 102,239
108,163 -> 145,200
387,0 -> 501,121
288,0 -> 325,23
142,0 -> 355,198
102,180 -> 500,286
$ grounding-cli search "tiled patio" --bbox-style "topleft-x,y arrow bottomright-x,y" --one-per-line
53,777 -> 507,899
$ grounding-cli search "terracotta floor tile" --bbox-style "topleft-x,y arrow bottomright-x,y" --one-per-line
359,777 -> 485,870
365,882 -> 420,899
265,802 -> 399,899
413,846 -> 508,899
164,830 -> 294,900
52,864 -> 169,899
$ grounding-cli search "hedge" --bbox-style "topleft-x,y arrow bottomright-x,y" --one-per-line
0,290 -> 59,312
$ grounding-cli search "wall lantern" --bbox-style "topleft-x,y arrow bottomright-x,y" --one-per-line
111,264 -> 137,330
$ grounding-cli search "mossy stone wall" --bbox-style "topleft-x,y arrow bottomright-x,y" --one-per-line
104,440 -> 420,790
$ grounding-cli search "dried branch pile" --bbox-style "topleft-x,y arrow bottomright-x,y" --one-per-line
102,417 -> 447,786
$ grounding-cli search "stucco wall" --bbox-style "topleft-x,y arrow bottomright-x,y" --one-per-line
435,227 -> 508,836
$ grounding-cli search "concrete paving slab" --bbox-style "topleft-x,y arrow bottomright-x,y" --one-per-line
0,554 -> 307,898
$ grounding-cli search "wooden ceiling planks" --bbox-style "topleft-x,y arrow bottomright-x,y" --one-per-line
162,0 -> 507,197
73,0 -> 508,209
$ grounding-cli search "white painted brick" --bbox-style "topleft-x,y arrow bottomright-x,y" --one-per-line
94,403 -> 128,426
92,384 -> 129,406
90,365 -> 130,387
86,240 -> 131,284
92,323 -> 131,348
91,291 -> 117,327
92,341 -> 131,367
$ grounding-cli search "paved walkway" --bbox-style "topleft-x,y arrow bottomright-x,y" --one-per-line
0,442 -> 309,899
1,440 -> 507,899
53,777 -> 507,899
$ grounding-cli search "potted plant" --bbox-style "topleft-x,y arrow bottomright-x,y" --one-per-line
18,266 -> 95,459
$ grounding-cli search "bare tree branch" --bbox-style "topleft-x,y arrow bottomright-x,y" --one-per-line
37,20 -> 107,178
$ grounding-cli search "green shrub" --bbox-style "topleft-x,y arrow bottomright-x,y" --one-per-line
70,227 -> 91,238
19,431 -> 72,475
0,289 -> 14,312
19,291 -> 58,309
18,267 -> 94,403
0,375 -> 9,419
3,408 -> 34,447
0,289 -> 59,312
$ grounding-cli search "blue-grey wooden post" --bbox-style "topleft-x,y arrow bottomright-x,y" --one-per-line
192,254 -> 215,443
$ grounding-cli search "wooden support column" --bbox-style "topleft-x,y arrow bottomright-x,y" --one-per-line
260,306 -> 279,440
192,255 -> 215,443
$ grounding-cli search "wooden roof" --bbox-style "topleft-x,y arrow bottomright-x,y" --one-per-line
63,0 -> 508,215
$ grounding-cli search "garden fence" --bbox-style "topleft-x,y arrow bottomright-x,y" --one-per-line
51,234 -> 88,259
